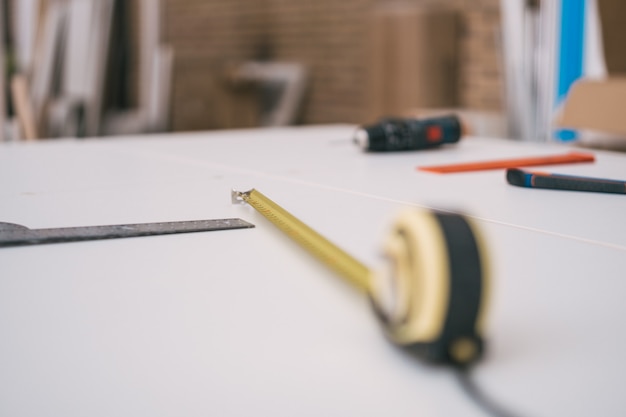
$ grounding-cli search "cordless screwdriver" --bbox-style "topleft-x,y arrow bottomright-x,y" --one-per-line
354,115 -> 464,152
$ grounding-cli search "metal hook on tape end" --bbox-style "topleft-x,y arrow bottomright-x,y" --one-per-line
231,189 -> 252,204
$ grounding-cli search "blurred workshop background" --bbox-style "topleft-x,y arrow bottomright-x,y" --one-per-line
1,0 -> 625,147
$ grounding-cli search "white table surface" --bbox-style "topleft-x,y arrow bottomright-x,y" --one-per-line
1,125 -> 625,416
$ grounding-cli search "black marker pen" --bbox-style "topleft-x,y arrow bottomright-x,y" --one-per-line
506,168 -> 626,195
354,115 -> 463,152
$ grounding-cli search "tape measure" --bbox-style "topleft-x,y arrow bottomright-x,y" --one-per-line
233,189 -> 489,366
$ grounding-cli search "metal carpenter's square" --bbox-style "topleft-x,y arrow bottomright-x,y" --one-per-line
0,218 -> 254,247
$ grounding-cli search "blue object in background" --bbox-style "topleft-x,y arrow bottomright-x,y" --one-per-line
554,0 -> 586,141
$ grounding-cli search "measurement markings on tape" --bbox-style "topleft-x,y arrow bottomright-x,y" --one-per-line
232,189 -> 370,292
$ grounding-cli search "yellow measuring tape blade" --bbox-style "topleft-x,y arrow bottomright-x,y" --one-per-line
235,189 -> 371,292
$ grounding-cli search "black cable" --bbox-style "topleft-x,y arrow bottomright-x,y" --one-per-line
455,367 -> 523,417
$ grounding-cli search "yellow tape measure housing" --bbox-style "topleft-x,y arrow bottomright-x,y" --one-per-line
370,210 -> 489,365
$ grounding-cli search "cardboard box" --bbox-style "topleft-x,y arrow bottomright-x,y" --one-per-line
558,78 -> 626,136
557,0 -> 626,150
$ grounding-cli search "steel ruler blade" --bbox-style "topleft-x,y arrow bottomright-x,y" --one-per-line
0,218 -> 254,247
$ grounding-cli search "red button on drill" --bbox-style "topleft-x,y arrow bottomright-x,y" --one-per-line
426,125 -> 443,143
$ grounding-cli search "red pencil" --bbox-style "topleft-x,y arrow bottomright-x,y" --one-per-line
418,151 -> 595,174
